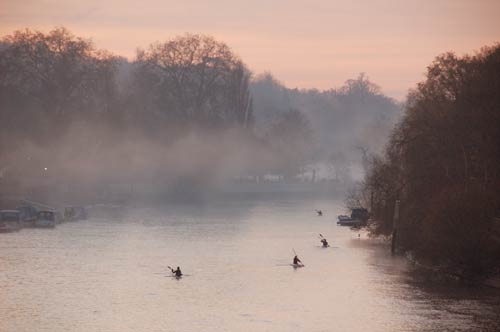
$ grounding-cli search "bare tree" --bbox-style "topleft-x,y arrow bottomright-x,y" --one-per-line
0,28 -> 119,144
135,34 -> 252,128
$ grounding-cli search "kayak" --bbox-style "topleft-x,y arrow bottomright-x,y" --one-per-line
291,263 -> 305,268
167,273 -> 191,278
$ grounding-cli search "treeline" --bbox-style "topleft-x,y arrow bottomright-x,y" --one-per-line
251,73 -> 401,180
360,45 -> 500,279
0,28 -> 258,191
0,28 -> 252,147
0,27 -> 400,195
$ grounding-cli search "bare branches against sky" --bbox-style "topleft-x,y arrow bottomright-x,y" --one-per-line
1,0 -> 499,99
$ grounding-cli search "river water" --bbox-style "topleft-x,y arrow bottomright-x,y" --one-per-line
1,198 -> 499,332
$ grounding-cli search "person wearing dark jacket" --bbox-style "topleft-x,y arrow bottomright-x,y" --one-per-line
321,238 -> 329,247
170,266 -> 182,277
293,255 -> 303,265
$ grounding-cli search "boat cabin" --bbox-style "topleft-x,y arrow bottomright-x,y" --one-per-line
17,205 -> 38,226
0,210 -> 22,232
337,208 -> 369,226
35,210 -> 57,228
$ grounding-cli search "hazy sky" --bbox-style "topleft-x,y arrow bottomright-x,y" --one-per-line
1,0 -> 499,99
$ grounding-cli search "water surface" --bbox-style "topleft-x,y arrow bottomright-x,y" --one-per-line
1,198 -> 499,332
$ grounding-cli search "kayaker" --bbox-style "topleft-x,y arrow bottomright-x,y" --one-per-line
171,266 -> 182,277
293,255 -> 302,265
321,238 -> 329,247
316,210 -> 323,216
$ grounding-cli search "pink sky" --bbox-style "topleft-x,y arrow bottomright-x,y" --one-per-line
1,0 -> 499,100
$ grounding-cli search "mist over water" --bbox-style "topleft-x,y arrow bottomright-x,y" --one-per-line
0,29 -> 403,206
1,198 -> 499,332
1,25 -> 499,332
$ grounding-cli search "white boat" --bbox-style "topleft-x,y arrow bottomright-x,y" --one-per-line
0,210 -> 23,232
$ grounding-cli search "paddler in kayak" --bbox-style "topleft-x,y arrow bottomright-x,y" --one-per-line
320,237 -> 329,247
293,255 -> 303,266
316,210 -> 323,216
170,266 -> 182,277
319,233 -> 329,247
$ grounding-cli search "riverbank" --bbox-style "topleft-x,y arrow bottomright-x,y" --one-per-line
1,179 -> 348,208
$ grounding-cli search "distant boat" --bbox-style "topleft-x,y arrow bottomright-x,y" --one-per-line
35,211 -> 57,228
17,205 -> 38,227
0,210 -> 23,232
337,208 -> 369,227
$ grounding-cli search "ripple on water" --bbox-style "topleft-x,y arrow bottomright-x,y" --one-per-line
0,199 -> 499,332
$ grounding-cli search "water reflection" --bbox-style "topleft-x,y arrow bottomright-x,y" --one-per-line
0,198 -> 498,332
356,237 -> 500,332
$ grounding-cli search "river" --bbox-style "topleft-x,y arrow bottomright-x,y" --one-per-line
1,197 -> 499,332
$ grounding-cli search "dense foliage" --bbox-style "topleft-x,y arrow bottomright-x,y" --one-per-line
362,45 -> 500,278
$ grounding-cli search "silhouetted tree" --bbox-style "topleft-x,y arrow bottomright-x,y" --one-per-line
134,34 -> 253,129
0,26 -> 403,202
0,27 -> 119,146
363,44 -> 500,279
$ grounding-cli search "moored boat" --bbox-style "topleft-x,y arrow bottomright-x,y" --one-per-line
0,210 -> 23,232
35,210 -> 57,228
337,208 -> 369,226
17,205 -> 38,227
